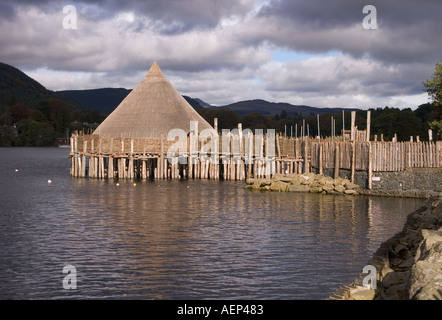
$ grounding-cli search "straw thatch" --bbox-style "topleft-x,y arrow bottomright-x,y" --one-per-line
92,62 -> 212,138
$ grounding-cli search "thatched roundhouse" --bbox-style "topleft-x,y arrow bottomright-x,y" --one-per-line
92,62 -> 212,139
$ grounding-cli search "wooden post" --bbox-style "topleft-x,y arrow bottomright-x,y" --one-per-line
302,119 -> 305,138
302,137 -> 308,173
317,114 -> 320,141
366,110 -> 371,142
350,111 -> 356,141
319,143 -> 323,175
368,142 -> 373,189
160,132 -> 164,179
351,140 -> 356,183
342,110 -> 345,141
276,134 -> 281,158
334,142 -> 340,179
82,141 -> 87,177
108,155 -> 114,178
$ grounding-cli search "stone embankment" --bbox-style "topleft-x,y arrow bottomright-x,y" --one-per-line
244,173 -> 360,195
328,195 -> 442,300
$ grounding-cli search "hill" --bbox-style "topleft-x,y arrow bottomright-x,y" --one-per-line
57,88 -> 131,114
220,99 -> 357,117
0,62 -> 54,113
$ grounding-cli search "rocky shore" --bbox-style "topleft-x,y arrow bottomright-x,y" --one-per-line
245,172 -> 440,199
244,173 -> 360,195
328,195 -> 442,300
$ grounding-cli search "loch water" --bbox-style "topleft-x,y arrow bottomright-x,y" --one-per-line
0,147 -> 425,299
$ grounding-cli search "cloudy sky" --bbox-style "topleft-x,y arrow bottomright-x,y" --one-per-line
1,0 -> 441,109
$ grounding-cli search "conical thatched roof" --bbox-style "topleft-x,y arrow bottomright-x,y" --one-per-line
92,62 -> 212,138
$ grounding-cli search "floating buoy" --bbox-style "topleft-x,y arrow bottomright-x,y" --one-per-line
14,169 -> 19,172
47,179 -> 52,184
116,183 -> 120,186
133,183 -> 137,187
187,186 -> 190,189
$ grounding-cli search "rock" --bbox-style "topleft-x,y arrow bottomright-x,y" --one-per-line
251,181 -> 261,190
394,243 -> 407,254
269,181 -> 288,192
384,283 -> 409,300
421,228 -> 442,250
345,181 -> 360,190
380,266 -> 394,280
309,186 -> 323,193
287,184 -> 310,193
409,243 -> 442,300
389,257 -> 403,267
398,256 -> 415,268
245,178 -> 255,185
344,189 -> 359,195
322,184 -> 335,193
381,270 -> 411,289
272,173 -> 285,181
420,214 -> 438,229
349,288 -> 376,300
259,180 -> 272,187
334,185 -> 346,193
335,177 -> 347,186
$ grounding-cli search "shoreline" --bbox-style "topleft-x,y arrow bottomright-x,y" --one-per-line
244,172 -> 441,199
328,195 -> 442,300
244,172 -> 441,300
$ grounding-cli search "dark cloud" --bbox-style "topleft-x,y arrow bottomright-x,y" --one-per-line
252,0 -> 442,64
0,0 -> 254,33
0,0 -> 438,108
0,2 -> 15,20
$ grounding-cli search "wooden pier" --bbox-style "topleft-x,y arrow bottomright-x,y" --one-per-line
69,124 -> 442,187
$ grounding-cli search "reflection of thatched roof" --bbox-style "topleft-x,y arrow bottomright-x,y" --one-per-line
93,62 -> 212,138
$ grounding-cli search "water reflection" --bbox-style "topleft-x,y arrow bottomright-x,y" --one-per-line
0,148 -> 425,299
64,179 -> 423,299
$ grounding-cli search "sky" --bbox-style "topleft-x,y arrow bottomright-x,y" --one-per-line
0,0 -> 441,109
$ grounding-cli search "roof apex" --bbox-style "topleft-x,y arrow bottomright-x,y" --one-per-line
145,61 -> 165,79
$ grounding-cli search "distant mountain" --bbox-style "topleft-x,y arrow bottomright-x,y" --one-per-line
219,99 -> 357,117
183,96 -> 206,110
57,88 -> 131,114
58,90 -> 356,117
193,98 -> 213,108
0,62 -> 54,113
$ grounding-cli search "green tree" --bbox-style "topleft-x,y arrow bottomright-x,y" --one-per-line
423,60 -> 442,139
423,60 -> 442,114
0,125 -> 16,146
5,102 -> 31,125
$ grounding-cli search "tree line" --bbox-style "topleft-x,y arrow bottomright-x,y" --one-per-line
0,97 -> 106,147
196,102 -> 440,142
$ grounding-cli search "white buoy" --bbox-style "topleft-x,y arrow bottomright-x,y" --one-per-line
47,179 -> 52,184
14,169 -> 19,172
116,183 -> 120,186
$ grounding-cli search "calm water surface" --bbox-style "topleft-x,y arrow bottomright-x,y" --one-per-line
0,148 -> 425,299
